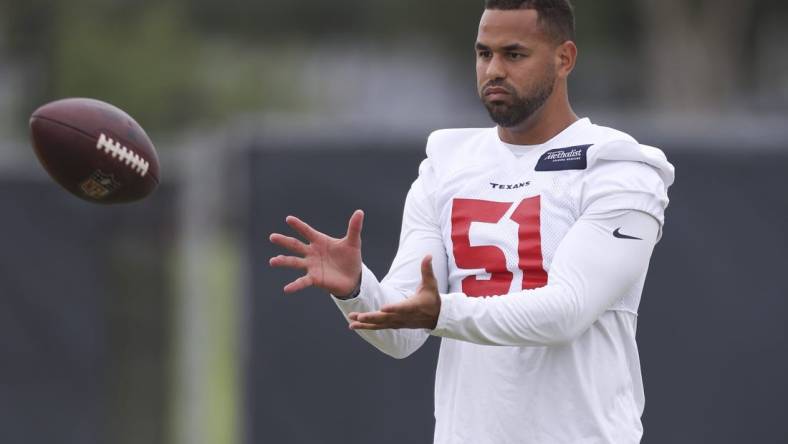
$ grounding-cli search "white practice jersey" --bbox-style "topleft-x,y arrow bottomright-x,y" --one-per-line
333,118 -> 674,444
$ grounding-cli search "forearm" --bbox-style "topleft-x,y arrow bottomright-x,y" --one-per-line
333,265 -> 430,359
332,167 -> 447,358
432,210 -> 658,347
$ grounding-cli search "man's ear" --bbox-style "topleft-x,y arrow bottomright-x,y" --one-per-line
556,41 -> 577,79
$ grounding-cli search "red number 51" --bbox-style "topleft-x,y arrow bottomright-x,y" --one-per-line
450,196 -> 547,297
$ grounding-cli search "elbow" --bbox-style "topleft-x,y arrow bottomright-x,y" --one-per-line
537,282 -> 591,346
541,323 -> 588,346
383,348 -> 416,360
386,350 -> 413,359
370,335 -> 426,359
535,307 -> 591,347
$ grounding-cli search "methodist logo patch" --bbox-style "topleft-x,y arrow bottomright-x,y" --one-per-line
535,144 -> 592,171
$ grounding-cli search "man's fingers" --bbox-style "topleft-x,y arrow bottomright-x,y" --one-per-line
283,275 -> 314,293
355,311 -> 397,324
286,216 -> 321,242
347,311 -> 400,329
345,210 -> 364,248
349,321 -> 388,331
269,255 -> 307,269
269,233 -> 309,255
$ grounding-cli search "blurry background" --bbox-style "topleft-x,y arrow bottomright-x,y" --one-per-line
1,1 -> 787,443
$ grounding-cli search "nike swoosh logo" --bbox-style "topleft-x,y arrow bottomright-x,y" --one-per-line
613,228 -> 642,240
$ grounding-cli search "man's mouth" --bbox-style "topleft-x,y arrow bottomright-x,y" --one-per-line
484,86 -> 510,96
483,85 -> 512,102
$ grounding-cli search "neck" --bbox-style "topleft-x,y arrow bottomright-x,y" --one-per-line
497,90 -> 579,145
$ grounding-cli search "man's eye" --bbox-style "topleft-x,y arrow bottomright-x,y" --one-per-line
508,53 -> 526,60
478,51 -> 492,58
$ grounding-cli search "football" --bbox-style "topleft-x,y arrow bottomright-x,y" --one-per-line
29,98 -> 160,204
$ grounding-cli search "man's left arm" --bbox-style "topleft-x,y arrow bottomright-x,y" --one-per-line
349,208 -> 658,347
434,209 -> 657,346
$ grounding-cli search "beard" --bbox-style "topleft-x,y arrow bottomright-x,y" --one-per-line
481,73 -> 556,128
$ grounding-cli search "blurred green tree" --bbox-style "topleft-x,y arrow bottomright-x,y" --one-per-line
1,0 -> 785,138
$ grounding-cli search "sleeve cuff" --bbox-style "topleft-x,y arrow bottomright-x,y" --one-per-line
331,264 -> 379,314
431,292 -> 465,337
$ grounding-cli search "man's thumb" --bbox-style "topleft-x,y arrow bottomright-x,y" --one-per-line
420,255 -> 436,285
345,209 -> 364,246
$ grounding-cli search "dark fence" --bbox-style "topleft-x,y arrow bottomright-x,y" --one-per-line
0,181 -> 175,444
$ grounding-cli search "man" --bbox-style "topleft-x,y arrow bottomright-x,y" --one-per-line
269,1 -> 674,442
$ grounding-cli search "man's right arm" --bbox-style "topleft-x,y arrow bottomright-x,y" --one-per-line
332,161 -> 448,359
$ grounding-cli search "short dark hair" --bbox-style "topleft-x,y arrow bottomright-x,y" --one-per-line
484,0 -> 575,44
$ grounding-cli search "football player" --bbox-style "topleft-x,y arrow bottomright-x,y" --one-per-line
269,1 -> 674,442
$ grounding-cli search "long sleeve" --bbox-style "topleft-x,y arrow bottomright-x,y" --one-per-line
432,208 -> 659,347
331,160 -> 448,359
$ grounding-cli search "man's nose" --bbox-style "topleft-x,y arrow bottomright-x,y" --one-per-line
486,54 -> 506,80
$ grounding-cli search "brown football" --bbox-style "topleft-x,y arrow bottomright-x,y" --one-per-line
29,98 -> 160,204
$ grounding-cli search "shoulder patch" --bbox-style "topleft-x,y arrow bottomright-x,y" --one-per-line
535,144 -> 592,172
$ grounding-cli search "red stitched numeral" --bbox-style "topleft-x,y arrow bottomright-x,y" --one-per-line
450,197 -> 547,297
510,197 -> 548,290
451,199 -> 513,297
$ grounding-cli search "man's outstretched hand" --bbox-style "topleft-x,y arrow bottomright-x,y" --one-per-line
269,210 -> 364,297
348,255 -> 441,330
